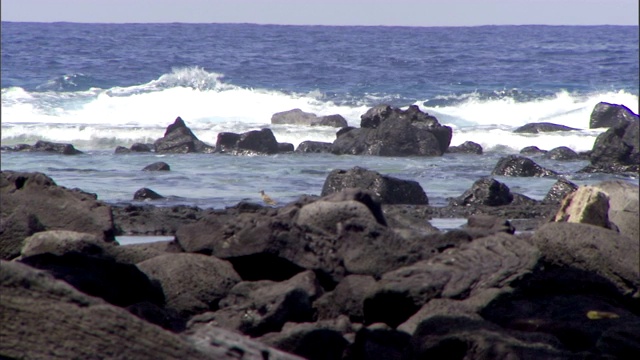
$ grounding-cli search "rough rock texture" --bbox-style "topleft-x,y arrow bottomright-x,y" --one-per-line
271,109 -> 347,128
314,275 -> 378,323
19,230 -> 114,259
131,143 -> 153,152
134,187 -> 165,201
142,161 -> 171,171
449,177 -> 513,206
581,120 -> 639,174
513,122 -> 579,133
0,171 -> 116,260
542,177 -> 579,205
0,261 -> 300,360
112,204 -> 207,235
137,253 -> 241,317
520,146 -> 547,155
447,141 -> 483,154
543,146 -> 581,160
491,155 -> 557,177
331,105 -> 452,156
589,101 -> 639,129
154,117 -> 215,153
531,222 -> 640,298
215,128 -> 280,155
594,180 -> 639,241
321,166 -> 429,205
552,185 -> 615,230
295,140 -> 334,153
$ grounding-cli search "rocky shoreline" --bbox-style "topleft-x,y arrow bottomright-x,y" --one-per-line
1,102 -> 639,359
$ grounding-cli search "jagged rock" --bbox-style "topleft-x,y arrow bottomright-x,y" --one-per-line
142,161 -> 170,171
321,166 -> 428,205
491,155 -> 557,177
552,185 -> 615,230
0,171 -> 116,260
542,177 -> 579,205
154,117 -> 214,153
137,253 -> 241,317
133,188 -> 165,201
331,105 -> 452,156
295,141 -> 333,153
449,177 -> 513,206
543,146 -> 581,160
581,120 -> 639,174
447,141 -> 483,154
513,122 -> 579,133
589,102 -> 639,129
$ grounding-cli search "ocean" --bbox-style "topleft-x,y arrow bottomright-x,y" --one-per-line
1,22 -> 638,212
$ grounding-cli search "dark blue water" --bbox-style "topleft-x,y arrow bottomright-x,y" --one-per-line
2,22 -> 638,106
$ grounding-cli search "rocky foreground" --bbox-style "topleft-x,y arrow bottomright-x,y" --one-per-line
1,162 -> 639,359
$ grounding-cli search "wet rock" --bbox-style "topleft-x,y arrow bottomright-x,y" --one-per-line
154,117 -> 215,153
2,140 -> 83,154
543,146 -> 581,160
492,155 -> 557,177
142,161 -> 170,171
0,171 -> 116,260
295,140 -> 333,153
321,166 -> 428,205
581,120 -> 639,174
331,105 -> 452,156
131,143 -> 153,152
447,141 -> 483,154
316,114 -> 348,128
115,145 -> 131,154
520,145 -> 547,155
278,142 -> 295,152
542,177 -> 579,205
215,128 -> 280,155
133,187 -> 165,201
137,253 -> 241,318
513,122 -> 579,133
589,102 -> 639,129
449,177 -> 513,206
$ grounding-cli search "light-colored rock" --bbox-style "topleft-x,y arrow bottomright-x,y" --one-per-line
552,185 -> 615,230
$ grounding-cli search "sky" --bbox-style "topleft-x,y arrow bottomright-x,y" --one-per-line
1,0 -> 638,26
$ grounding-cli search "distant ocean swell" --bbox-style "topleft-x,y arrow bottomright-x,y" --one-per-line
1,67 -> 638,152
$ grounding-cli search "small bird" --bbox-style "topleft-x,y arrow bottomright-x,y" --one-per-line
260,190 -> 277,206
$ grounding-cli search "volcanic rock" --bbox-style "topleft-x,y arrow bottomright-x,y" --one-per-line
154,117 -> 214,153
142,161 -> 170,171
513,122 -> 579,133
447,141 -> 483,154
589,102 -> 639,129
491,155 -> 557,177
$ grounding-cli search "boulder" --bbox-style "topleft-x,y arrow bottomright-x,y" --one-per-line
447,141 -> 483,154
363,233 -> 539,327
215,128 -> 280,155
581,120 -> 639,173
589,102 -> 639,129
112,204 -> 206,235
519,145 -> 547,155
513,122 -> 579,133
115,145 -> 131,154
133,187 -> 165,201
449,177 -> 513,206
314,275 -> 378,323
32,140 -> 83,154
331,105 -> 452,156
295,141 -> 333,153
346,325 -> 411,360
278,142 -> 295,152
137,253 -> 241,317
19,252 -> 164,307
543,146 -> 581,160
154,117 -> 214,153
142,161 -> 170,171
321,166 -> 429,205
131,143 -> 153,152
491,155 -> 557,177
0,260 -> 299,360
542,177 -> 578,205
552,185 -> 616,230
0,171 -> 116,260
530,222 -> 639,298
19,230 -> 113,259
271,109 -> 347,128
593,180 -> 639,241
